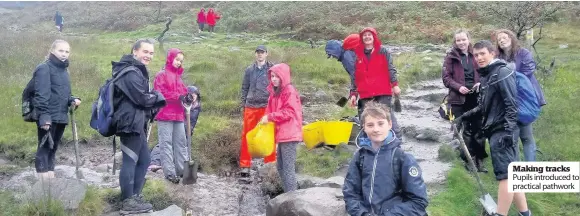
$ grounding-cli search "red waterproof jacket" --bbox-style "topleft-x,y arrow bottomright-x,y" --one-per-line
266,64 -> 303,143
353,27 -> 399,99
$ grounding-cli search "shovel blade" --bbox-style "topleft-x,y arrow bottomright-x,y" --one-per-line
182,160 -> 198,185
479,193 -> 497,215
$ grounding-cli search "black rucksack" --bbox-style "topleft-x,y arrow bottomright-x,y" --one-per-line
21,63 -> 50,122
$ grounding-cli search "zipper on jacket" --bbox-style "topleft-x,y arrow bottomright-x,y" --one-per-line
368,147 -> 381,214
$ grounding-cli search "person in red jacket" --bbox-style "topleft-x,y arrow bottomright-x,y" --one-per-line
196,8 -> 206,33
259,63 -> 303,193
206,8 -> 217,33
153,48 -> 189,184
350,27 -> 402,141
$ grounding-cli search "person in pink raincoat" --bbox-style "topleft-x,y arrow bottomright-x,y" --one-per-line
153,48 -> 189,184
259,63 -> 303,193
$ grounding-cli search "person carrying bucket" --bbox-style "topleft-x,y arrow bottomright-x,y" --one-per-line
258,63 -> 303,193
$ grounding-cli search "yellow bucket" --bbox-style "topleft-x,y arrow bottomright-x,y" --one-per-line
322,121 -> 353,145
302,122 -> 325,150
246,122 -> 276,158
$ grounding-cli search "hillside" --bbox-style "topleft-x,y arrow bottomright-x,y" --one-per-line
0,1 -> 579,216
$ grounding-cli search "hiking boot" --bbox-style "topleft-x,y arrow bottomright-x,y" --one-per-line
134,194 -> 153,210
120,195 -> 153,215
165,175 -> 180,184
476,158 -> 489,173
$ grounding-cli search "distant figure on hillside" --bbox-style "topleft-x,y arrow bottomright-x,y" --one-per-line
238,45 -> 275,182
343,101 -> 428,216
31,40 -> 81,181
494,29 -> 546,162
196,8 -> 206,33
456,40 -> 531,216
351,27 -> 403,141
442,29 -> 488,173
206,8 -> 218,33
54,11 -> 63,32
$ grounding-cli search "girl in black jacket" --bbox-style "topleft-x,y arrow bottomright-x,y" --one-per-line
32,39 -> 81,180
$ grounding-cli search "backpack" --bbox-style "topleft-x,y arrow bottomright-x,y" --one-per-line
22,77 -> 38,122
487,67 -> 541,125
342,34 -> 360,51
89,66 -> 137,137
514,72 -> 541,124
22,63 -> 51,122
357,147 -> 405,192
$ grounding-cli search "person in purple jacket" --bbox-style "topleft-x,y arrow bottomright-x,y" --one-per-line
495,29 -> 547,162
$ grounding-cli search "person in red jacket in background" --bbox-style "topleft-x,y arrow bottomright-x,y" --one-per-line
206,8 -> 217,33
196,8 -> 206,33
350,27 -> 403,141
153,48 -> 189,184
259,63 -> 303,193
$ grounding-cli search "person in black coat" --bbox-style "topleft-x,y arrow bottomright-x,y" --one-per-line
32,39 -> 81,180
111,39 -> 166,215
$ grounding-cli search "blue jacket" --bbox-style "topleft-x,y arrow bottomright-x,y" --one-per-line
325,40 -> 356,93
343,131 -> 428,216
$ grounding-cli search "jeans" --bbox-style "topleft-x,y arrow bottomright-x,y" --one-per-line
519,123 -> 537,161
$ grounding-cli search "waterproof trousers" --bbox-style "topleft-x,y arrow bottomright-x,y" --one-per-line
240,107 -> 276,168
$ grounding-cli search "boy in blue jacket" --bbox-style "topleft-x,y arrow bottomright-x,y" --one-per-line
343,101 -> 428,216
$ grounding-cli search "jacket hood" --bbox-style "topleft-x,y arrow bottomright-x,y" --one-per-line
478,58 -> 507,77
343,34 -> 360,50
164,48 -> 184,76
359,27 -> 382,50
325,40 -> 343,60
199,9 -> 205,12
267,63 -> 292,94
358,130 -> 400,152
111,54 -> 147,78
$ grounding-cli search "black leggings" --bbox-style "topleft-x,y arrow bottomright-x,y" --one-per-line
36,123 -> 66,173
119,133 -> 151,200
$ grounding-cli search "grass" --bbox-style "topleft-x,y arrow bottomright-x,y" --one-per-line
427,23 -> 580,216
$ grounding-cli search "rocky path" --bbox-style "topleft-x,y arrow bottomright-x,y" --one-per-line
396,79 -> 454,195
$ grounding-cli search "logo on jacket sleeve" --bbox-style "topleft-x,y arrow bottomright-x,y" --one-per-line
409,166 -> 420,177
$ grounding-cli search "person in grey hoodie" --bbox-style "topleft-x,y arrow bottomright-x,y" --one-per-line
239,45 -> 275,179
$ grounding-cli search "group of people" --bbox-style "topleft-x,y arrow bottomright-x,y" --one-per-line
443,28 -> 545,216
326,27 -> 545,216
26,21 -> 544,215
195,8 -> 220,33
